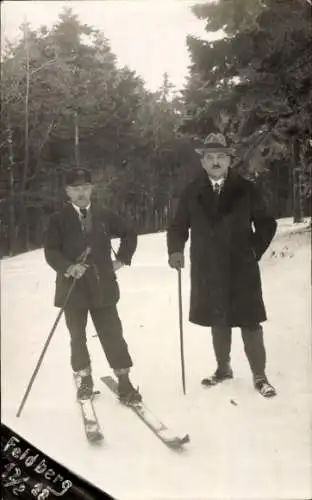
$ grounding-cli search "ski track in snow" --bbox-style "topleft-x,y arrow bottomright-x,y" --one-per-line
1,220 -> 311,500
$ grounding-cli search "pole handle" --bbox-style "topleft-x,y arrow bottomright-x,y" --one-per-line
16,247 -> 91,418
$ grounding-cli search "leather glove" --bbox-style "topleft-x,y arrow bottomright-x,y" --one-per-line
168,252 -> 184,269
64,263 -> 88,279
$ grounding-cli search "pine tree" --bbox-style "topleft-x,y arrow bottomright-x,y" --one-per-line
1,8 -> 188,254
182,0 -> 311,220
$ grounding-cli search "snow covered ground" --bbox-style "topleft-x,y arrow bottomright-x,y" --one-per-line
1,219 -> 311,500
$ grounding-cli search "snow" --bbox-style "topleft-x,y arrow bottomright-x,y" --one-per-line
1,219 -> 311,500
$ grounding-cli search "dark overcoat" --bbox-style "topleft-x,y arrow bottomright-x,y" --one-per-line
167,170 -> 277,327
44,203 -> 137,308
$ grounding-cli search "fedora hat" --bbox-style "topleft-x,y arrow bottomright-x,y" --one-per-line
195,132 -> 233,154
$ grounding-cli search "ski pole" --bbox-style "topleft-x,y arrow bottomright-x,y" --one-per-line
16,247 -> 91,418
177,267 -> 186,395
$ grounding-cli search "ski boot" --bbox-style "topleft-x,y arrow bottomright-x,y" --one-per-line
201,365 -> 234,387
75,367 -> 94,400
254,376 -> 277,398
115,370 -> 142,405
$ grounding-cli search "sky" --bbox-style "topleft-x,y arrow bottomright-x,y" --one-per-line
1,0 -> 222,91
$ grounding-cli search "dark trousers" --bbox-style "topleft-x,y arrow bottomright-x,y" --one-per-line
211,324 -> 266,379
64,305 -> 133,372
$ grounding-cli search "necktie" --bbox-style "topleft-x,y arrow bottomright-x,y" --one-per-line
213,183 -> 221,195
80,208 -> 88,219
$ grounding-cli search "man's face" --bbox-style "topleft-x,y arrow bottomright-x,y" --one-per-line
199,151 -> 231,180
65,183 -> 93,208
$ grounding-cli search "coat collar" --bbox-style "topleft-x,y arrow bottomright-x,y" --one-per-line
71,202 -> 91,216
196,170 -> 245,221
63,201 -> 104,230
64,201 -> 98,217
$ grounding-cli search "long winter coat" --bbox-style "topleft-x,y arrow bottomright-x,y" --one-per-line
167,170 -> 277,327
44,203 -> 137,309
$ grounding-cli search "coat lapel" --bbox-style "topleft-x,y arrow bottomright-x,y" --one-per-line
196,174 -> 217,222
196,170 -> 245,222
218,171 -> 245,216
64,203 -> 81,229
63,204 -> 87,249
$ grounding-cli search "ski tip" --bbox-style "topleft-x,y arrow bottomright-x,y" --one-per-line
87,431 -> 104,444
181,434 -> 190,445
176,434 -> 190,448
167,434 -> 190,450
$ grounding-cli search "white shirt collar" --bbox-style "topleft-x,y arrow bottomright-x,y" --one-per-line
72,203 -> 91,215
209,177 -> 225,187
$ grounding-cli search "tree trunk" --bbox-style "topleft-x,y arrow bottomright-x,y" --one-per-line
21,24 -> 30,195
17,23 -> 31,253
292,137 -> 304,223
74,112 -> 79,168
25,207 -> 30,250
7,119 -> 16,255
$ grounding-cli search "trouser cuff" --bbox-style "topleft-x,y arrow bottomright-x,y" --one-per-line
114,368 -> 130,377
74,366 -> 91,377
253,374 -> 267,383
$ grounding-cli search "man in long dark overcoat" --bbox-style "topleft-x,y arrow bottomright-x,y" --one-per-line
44,168 -> 142,403
167,133 -> 277,397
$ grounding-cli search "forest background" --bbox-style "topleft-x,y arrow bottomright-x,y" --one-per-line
1,0 -> 311,256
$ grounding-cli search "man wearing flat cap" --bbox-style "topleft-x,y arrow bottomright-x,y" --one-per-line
44,168 -> 142,403
167,133 -> 277,397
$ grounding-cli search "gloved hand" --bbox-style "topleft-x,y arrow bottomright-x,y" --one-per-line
64,263 -> 88,279
168,252 -> 184,269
